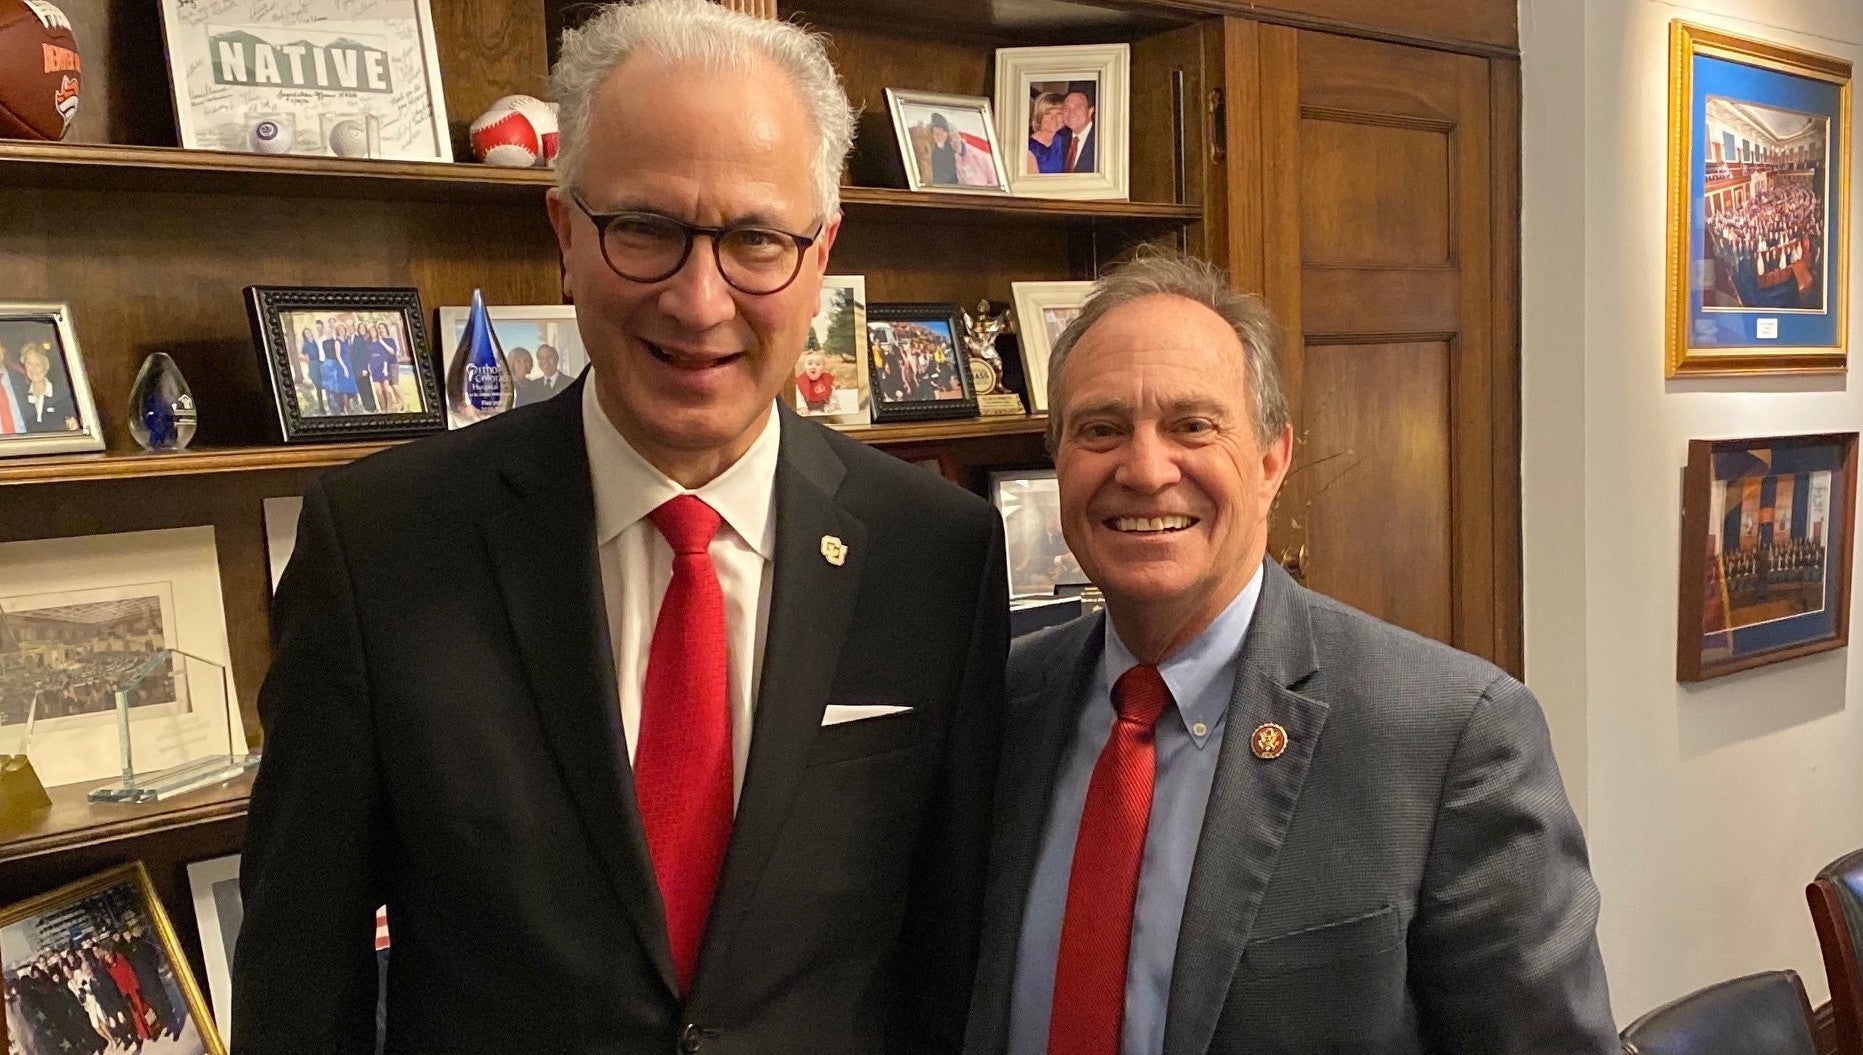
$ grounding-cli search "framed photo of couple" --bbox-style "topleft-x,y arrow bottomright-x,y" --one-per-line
885,90 -> 1012,195
994,44 -> 1130,200
0,303 -> 105,459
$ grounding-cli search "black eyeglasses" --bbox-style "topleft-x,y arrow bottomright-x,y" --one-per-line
570,191 -> 821,296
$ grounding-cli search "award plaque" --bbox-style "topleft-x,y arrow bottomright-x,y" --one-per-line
962,300 -> 1027,416
88,648 -> 260,804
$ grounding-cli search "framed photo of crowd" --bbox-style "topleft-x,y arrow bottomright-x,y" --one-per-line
1665,22 -> 1852,377
0,304 -> 105,460
994,44 -> 1130,200
436,303 -> 586,429
1,862 -> 226,1054
865,303 -> 979,423
884,89 -> 1011,195
1677,432 -> 1858,681
246,285 -> 446,443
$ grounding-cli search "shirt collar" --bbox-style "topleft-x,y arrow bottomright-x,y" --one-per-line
581,378 -> 781,559
1102,561 -> 1265,748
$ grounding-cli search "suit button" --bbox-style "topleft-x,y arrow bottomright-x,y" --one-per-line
680,1024 -> 706,1053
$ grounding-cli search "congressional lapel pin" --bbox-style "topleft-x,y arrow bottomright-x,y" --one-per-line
1251,722 -> 1289,760
820,535 -> 847,567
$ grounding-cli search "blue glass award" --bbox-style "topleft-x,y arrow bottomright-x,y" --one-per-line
446,289 -> 513,425
127,352 -> 197,451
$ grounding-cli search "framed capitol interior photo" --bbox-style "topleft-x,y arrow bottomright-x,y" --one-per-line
156,0 -> 452,162
994,43 -> 1130,200
1677,432 -> 1858,681
866,303 -> 979,423
436,303 -> 587,429
1665,22 -> 1852,377
247,285 -> 445,443
884,89 -> 1011,195
0,302 -> 104,459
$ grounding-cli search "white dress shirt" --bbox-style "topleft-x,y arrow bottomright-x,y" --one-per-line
581,380 -> 780,806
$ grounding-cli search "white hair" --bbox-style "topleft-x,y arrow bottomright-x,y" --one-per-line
550,0 -> 856,219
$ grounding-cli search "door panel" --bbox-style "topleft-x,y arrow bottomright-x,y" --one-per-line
1299,121 -> 1452,265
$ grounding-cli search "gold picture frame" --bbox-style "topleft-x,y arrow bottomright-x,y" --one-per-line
2,861 -> 226,1053
1665,22 -> 1852,377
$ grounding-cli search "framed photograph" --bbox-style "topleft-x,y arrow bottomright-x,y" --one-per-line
994,44 -> 1131,200
436,304 -> 587,429
1677,432 -> 1858,681
990,468 -> 1086,600
2,862 -> 225,1055
865,303 -> 979,423
1010,280 -> 1095,413
246,285 -> 444,443
0,303 -> 104,459
1665,22 -> 1852,376
0,526 -> 243,790
156,0 -> 452,162
794,276 -> 871,426
884,89 -> 1011,195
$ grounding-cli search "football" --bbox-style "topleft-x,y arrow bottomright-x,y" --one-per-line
0,0 -> 80,141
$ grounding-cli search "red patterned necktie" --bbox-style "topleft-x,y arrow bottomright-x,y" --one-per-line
1047,663 -> 1173,1055
635,495 -> 733,996
1065,135 -> 1082,173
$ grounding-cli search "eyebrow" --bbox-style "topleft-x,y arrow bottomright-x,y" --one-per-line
585,197 -> 806,231
1067,395 -> 1229,422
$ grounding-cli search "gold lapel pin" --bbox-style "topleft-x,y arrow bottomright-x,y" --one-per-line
820,535 -> 847,566
1251,722 -> 1289,760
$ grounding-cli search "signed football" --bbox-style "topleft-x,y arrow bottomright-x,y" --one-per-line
0,0 -> 79,141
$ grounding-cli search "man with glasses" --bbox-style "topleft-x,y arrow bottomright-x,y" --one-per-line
232,1 -> 1007,1052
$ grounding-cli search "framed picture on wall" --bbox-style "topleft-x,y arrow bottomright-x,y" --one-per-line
246,285 -> 445,443
884,89 -> 1011,195
1677,431 -> 1858,681
0,303 -> 105,459
993,44 -> 1130,200
1010,280 -> 1094,413
865,303 -> 979,423
1665,22 -> 1852,377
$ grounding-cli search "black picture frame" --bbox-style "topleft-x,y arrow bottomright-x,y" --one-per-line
865,302 -> 979,423
245,285 -> 445,443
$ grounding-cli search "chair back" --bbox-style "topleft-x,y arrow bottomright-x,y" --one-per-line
1809,848 -> 1863,1055
1619,970 -> 1818,1055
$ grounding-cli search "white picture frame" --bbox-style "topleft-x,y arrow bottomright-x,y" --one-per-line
885,89 -> 1012,195
990,468 -> 1086,600
0,526 -> 243,790
187,852 -> 243,1039
156,0 -> 453,162
994,44 -> 1131,200
436,304 -> 587,429
794,276 -> 872,426
1011,280 -> 1095,413
0,302 -> 105,459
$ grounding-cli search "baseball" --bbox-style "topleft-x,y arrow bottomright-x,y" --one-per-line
249,117 -> 294,154
470,95 -> 557,168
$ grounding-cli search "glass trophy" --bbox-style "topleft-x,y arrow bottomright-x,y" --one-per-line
446,288 -> 514,425
127,352 -> 198,452
961,299 -> 1026,416
87,648 -> 259,804
1,692 -> 52,830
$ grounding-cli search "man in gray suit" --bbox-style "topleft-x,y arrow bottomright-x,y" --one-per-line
967,250 -> 1616,1055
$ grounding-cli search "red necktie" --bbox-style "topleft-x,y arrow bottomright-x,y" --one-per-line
1047,663 -> 1172,1055
635,495 -> 733,996
1065,135 -> 1082,173
0,375 -> 17,433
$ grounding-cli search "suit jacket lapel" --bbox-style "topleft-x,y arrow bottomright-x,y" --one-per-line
479,380 -> 680,996
690,409 -> 868,1002
965,613 -> 1105,1055
1162,562 -> 1331,1055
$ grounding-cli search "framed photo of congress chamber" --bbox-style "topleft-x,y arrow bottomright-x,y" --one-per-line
1665,22 -> 1852,377
1677,432 -> 1858,681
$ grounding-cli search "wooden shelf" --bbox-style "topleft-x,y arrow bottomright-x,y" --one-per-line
0,442 -> 395,487
0,142 -> 1200,224
0,772 -> 252,866
839,413 -> 1048,445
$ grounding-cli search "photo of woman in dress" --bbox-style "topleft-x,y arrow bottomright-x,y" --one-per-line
1026,91 -> 1071,174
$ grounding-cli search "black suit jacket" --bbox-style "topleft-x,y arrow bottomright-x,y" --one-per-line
235,378 -> 1008,1054
966,562 -> 1615,1055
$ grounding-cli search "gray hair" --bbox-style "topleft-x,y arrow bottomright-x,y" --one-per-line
1045,249 -> 1290,450
550,0 -> 856,219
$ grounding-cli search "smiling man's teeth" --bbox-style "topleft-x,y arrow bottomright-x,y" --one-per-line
1112,515 -> 1194,533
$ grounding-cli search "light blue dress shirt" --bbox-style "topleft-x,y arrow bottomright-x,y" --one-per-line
1009,565 -> 1264,1055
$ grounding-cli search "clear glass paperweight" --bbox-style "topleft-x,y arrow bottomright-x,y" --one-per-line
127,352 -> 198,452
87,648 -> 259,804
446,288 -> 513,425
0,688 -> 51,830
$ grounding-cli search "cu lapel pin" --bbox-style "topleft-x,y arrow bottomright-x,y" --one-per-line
820,535 -> 847,566
1251,722 -> 1288,760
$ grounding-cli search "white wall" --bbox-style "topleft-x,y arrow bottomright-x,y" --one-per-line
1521,0 -> 1863,1023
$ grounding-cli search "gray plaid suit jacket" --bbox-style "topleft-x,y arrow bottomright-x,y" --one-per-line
966,560 -> 1617,1055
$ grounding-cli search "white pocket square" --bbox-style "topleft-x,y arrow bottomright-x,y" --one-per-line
821,703 -> 912,726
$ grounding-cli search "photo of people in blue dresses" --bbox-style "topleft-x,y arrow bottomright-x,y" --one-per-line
283,309 -> 426,419
1024,79 -> 1098,175
0,320 -> 83,439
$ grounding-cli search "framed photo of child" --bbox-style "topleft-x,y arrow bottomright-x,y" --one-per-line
793,276 -> 871,426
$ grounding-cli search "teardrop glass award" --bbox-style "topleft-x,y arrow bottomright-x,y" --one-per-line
127,352 -> 198,452
446,289 -> 513,425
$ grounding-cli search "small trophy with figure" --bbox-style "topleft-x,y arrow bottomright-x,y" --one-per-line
961,299 -> 1025,416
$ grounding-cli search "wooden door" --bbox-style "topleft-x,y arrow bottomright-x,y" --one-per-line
1224,22 -> 1522,671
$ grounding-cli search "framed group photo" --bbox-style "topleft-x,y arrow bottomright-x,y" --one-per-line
2,862 -> 225,1055
884,89 -> 1011,195
1677,431 -> 1858,681
794,276 -> 871,425
1010,280 -> 1094,413
994,44 -> 1130,200
436,303 -> 587,428
1665,22 -> 1852,376
156,0 -> 452,162
866,303 -> 979,423
246,286 -> 445,443
0,304 -> 104,459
